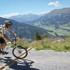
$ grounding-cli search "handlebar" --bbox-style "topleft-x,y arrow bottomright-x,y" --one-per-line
12,36 -> 17,42
7,36 -> 17,45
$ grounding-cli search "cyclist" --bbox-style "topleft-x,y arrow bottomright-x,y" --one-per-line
0,20 -> 16,54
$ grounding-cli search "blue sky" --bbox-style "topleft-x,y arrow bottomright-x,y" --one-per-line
0,0 -> 70,17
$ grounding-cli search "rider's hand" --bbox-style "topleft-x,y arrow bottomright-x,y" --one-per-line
14,34 -> 17,36
11,41 -> 14,44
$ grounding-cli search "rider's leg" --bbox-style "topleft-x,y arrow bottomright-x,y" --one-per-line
0,39 -> 8,54
0,37 -> 8,54
0,42 -> 7,49
0,37 -> 6,48
0,42 -> 8,54
1,42 -> 7,48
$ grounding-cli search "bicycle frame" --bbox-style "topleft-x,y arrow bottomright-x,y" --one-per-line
5,36 -> 17,50
1,36 -> 28,59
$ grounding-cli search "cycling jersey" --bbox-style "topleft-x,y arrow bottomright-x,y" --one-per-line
0,28 -> 8,37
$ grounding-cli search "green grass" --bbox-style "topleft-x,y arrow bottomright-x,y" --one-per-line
48,32 -> 56,36
59,22 -> 70,30
9,37 -> 70,52
16,38 -> 29,49
29,37 -> 70,51
34,23 -> 70,36
53,28 -> 69,36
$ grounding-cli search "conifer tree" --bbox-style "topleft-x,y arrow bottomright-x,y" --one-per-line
34,30 -> 42,40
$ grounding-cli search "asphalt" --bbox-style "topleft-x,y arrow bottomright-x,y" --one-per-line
0,49 -> 70,70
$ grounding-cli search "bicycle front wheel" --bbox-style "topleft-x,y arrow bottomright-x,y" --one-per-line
12,46 -> 28,59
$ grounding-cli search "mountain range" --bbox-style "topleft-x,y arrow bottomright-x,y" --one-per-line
24,7 -> 70,37
0,17 -> 50,39
9,14 -> 43,23
0,7 -> 70,39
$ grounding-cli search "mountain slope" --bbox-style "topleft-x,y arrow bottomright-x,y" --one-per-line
26,8 -> 70,37
0,17 -> 51,39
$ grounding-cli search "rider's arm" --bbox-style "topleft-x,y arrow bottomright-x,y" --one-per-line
3,34 -> 12,43
6,28 -> 16,36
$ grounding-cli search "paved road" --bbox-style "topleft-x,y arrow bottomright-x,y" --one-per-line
0,49 -> 70,70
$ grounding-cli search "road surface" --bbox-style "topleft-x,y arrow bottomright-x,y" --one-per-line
0,48 -> 70,70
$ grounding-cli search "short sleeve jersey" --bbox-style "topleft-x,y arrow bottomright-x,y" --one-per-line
0,28 -> 7,37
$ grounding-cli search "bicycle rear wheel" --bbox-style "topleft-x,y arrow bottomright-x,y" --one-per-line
12,46 -> 28,59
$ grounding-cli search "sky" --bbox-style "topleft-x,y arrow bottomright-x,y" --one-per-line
0,0 -> 70,18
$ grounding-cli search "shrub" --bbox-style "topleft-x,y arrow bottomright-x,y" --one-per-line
63,45 -> 70,50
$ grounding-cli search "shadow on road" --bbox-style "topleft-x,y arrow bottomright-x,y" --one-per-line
0,57 -> 39,70
0,57 -> 12,63
9,59 -> 39,70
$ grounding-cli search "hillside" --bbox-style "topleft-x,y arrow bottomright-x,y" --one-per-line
1,8 -> 70,38
26,8 -> 70,37
0,17 -> 50,39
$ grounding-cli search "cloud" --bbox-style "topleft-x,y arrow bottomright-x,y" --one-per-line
48,1 -> 61,7
38,11 -> 48,15
22,10 -> 48,15
0,13 -> 19,18
29,11 -> 48,15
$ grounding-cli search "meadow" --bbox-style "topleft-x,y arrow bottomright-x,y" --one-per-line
16,37 -> 70,52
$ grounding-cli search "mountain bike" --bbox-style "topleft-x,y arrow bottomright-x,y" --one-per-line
0,36 -> 28,59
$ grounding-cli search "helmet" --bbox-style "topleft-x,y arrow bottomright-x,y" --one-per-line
5,20 -> 12,25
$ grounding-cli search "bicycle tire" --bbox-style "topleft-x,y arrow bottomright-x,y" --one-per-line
12,46 -> 28,59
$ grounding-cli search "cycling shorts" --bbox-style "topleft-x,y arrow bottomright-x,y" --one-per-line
0,37 -> 5,44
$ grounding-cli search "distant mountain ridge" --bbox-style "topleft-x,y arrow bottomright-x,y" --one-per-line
28,8 -> 70,25
46,8 -> 70,16
9,14 -> 43,23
